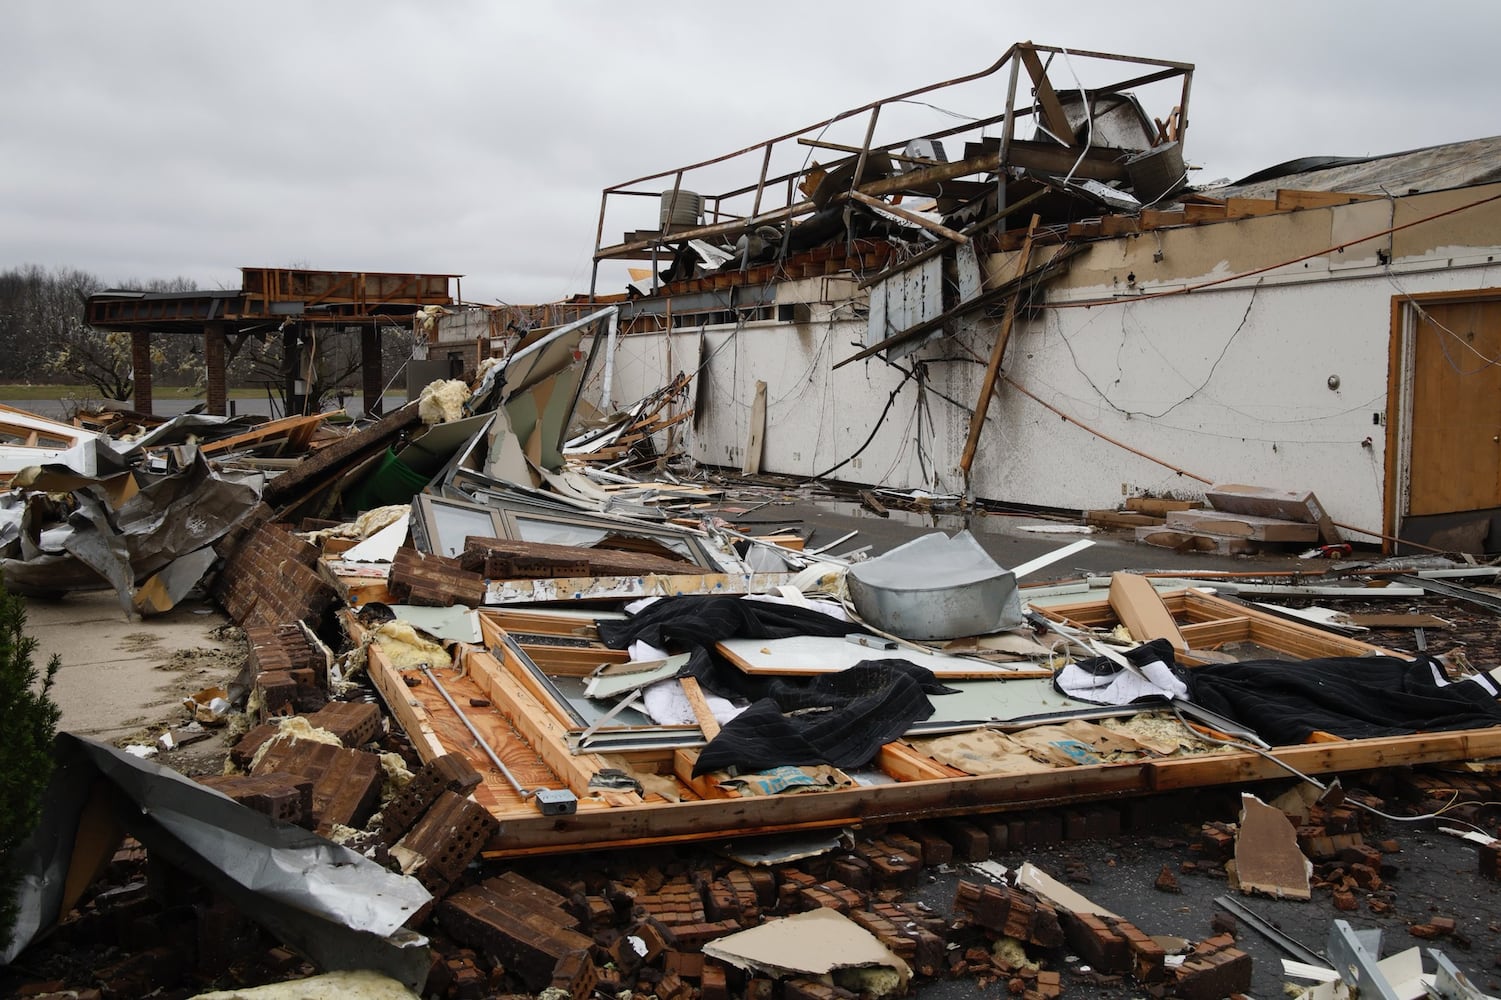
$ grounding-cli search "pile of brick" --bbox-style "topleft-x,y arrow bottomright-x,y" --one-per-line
212,519 -> 340,628
389,546 -> 487,607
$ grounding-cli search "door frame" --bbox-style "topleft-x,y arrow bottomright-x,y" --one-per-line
1383,286 -> 1501,552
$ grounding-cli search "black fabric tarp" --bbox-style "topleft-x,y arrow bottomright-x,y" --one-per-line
597,595 -> 851,651
1185,653 -> 1501,744
692,659 -> 957,776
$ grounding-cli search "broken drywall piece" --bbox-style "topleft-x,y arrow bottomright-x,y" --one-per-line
341,516 -> 409,564
702,907 -> 911,995
1235,792 -> 1312,900
485,404 -> 532,486
1015,861 -> 1121,918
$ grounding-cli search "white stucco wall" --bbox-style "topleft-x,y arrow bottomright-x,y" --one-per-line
590,185 -> 1501,539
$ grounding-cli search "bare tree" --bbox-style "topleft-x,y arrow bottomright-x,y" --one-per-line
40,273 -> 197,399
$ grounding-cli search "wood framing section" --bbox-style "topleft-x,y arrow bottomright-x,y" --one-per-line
474,725 -> 1501,857
1038,588 -> 1391,662
342,584 -> 1501,859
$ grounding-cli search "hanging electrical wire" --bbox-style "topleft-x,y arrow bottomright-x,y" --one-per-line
808,365 -> 918,481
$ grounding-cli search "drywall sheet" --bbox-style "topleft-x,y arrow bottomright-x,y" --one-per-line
717,635 -> 1026,678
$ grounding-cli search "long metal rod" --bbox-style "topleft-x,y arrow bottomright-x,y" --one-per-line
1393,574 -> 1501,614
1213,895 -> 1328,968
419,663 -> 535,799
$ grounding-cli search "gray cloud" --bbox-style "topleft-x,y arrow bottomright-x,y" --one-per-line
4,1 -> 1497,304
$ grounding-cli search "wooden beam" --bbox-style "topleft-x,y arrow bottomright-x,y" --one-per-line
1018,44 -> 1075,145
850,190 -> 969,244
1107,572 -> 1189,651
959,215 -> 1040,475
1275,189 -> 1382,211
463,642 -> 640,804
678,677 -> 721,740
195,411 -> 331,456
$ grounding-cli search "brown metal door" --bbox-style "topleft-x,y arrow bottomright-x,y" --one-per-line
1408,298 -> 1501,516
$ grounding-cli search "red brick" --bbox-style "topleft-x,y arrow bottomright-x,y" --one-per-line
252,739 -> 382,832
306,701 -> 381,747
440,877 -> 593,991
394,790 -> 499,894
255,671 -> 297,722
549,949 -> 597,1000
197,772 -> 313,826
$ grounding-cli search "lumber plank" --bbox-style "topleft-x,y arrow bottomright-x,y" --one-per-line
1181,590 -> 1391,658
1183,203 -> 1227,224
1125,497 -> 1202,516
1137,209 -> 1185,229
1108,572 -> 1189,651
516,643 -> 629,677
1224,197 -> 1278,219
678,677 -> 720,740
673,748 -> 736,799
879,741 -> 967,781
481,608 -> 603,640
1274,189 -> 1382,211
199,412 -> 330,456
357,620 -> 448,763
1178,618 -> 1252,649
960,215 -> 1040,474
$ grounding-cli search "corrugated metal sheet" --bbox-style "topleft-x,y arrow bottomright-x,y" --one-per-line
866,255 -> 943,361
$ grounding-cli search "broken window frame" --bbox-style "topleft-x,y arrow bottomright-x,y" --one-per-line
477,611 -> 706,754
413,491 -> 724,572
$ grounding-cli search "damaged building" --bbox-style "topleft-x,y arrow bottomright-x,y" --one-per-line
537,41 -> 1501,555
5,38 -> 1501,1000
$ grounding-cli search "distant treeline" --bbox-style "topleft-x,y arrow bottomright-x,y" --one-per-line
0,264 -> 417,408
0,265 -> 199,387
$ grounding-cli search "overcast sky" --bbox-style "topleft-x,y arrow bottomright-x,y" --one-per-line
4,1 -> 1498,305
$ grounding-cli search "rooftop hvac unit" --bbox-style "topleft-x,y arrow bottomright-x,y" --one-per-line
659,189 -> 703,231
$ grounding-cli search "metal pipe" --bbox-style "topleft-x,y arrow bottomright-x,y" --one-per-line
418,663 -> 536,800
1213,895 -> 1327,968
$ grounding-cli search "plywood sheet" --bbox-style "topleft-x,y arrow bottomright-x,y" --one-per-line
716,635 -> 1030,678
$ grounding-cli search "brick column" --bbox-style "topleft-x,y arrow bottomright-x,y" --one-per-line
204,325 -> 227,416
131,330 -> 153,416
361,326 -> 383,418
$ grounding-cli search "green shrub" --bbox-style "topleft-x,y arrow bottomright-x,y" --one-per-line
0,588 -> 60,944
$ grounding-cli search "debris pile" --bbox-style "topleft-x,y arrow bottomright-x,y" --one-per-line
7,42 -> 1501,990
